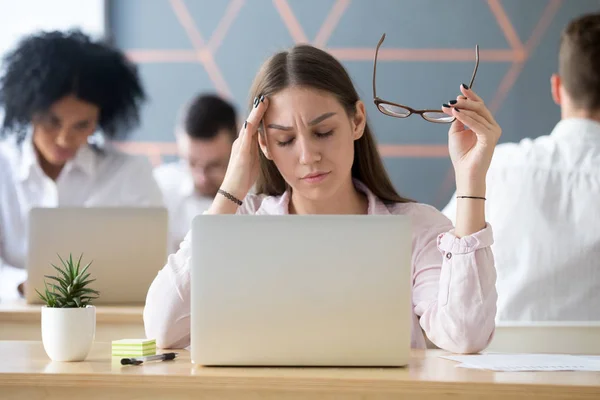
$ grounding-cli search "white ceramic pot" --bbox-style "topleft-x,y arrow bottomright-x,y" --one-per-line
41,305 -> 96,362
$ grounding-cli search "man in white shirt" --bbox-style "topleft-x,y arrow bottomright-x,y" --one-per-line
0,30 -> 164,302
154,94 -> 237,253
443,12 -> 600,321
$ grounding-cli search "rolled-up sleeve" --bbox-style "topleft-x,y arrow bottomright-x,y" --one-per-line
143,231 -> 193,349
412,215 -> 497,354
143,194 -> 266,349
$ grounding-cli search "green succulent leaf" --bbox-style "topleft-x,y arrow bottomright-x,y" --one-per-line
50,263 -> 70,282
36,253 -> 99,308
43,275 -> 67,288
75,253 -> 84,275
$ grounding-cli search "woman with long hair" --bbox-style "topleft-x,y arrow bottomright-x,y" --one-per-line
145,44 -> 501,354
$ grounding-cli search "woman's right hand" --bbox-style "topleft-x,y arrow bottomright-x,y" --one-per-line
218,95 -> 269,202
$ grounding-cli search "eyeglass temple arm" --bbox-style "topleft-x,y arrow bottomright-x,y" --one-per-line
468,45 -> 480,89
372,34 -> 386,99
373,39 -> 479,100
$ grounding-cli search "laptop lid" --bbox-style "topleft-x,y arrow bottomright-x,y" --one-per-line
190,214 -> 412,366
26,207 -> 168,305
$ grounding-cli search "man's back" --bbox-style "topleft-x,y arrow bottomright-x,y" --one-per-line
443,118 -> 600,321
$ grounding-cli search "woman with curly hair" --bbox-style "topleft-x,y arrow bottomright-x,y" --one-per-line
0,30 -> 163,301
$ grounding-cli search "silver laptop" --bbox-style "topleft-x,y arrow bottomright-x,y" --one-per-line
190,215 -> 412,367
26,207 -> 168,305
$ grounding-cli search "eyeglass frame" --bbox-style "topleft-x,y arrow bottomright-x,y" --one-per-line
372,33 -> 480,124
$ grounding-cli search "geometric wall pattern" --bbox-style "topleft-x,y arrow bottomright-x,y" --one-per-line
109,0 -> 600,208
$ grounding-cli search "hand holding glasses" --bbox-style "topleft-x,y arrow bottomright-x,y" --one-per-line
372,33 -> 479,124
370,33 -> 502,211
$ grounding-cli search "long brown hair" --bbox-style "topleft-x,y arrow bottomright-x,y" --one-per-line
249,44 -> 413,204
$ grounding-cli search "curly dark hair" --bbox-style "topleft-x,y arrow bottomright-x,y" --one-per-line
0,30 -> 145,140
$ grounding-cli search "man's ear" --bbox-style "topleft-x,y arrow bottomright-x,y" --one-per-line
551,74 -> 562,106
352,101 -> 367,140
257,130 -> 272,160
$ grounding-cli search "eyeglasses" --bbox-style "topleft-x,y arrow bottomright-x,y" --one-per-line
372,33 -> 479,124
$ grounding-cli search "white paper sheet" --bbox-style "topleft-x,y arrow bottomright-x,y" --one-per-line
582,356 -> 600,361
441,354 -> 600,372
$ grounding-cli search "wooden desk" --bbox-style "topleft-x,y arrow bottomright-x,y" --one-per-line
1,342 -> 599,400
0,300 -> 145,341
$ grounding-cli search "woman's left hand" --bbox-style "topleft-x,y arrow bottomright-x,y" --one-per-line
442,84 -> 501,196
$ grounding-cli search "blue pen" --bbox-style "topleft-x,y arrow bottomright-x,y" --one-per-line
121,352 -> 178,365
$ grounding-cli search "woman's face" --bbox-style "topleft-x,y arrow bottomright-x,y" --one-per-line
258,86 -> 366,201
32,94 -> 100,166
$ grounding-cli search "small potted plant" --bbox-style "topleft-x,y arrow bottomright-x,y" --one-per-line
36,253 -> 99,362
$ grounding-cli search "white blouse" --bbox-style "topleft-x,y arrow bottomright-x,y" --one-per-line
0,136 -> 164,301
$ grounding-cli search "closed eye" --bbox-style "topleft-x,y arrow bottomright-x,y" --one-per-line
277,130 -> 333,147
74,121 -> 92,131
276,137 -> 294,147
315,130 -> 333,138
44,116 -> 61,129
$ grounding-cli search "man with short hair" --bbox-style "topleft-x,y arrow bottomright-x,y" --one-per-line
155,94 -> 237,253
443,12 -> 600,321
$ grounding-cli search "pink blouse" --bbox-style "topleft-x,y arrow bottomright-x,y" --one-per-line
144,181 -> 497,353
